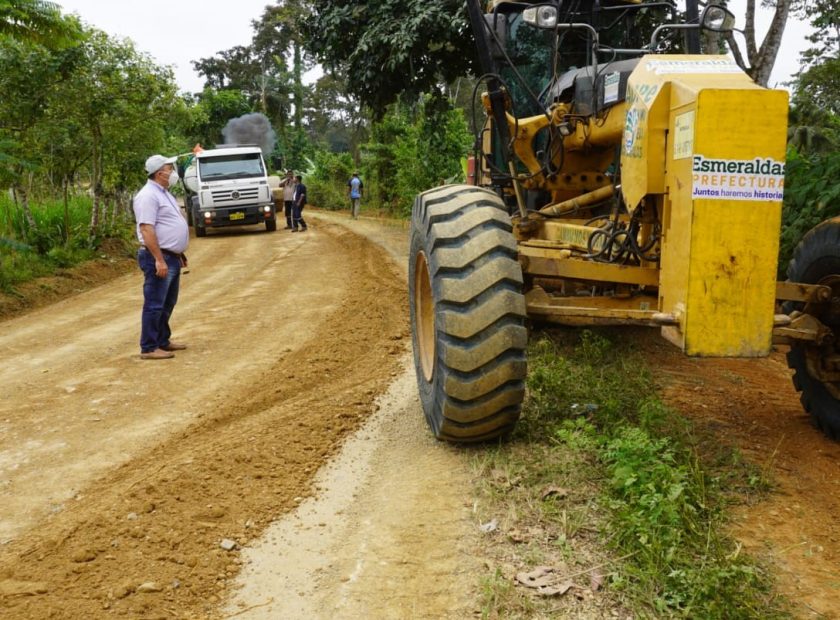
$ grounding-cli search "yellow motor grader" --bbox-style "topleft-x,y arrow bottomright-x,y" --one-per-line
409,0 -> 840,442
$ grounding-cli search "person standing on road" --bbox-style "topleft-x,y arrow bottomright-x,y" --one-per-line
133,154 -> 190,360
278,169 -> 296,229
292,175 -> 308,232
347,171 -> 363,219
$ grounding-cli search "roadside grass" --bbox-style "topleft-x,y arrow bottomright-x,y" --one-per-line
471,329 -> 790,619
0,194 -> 133,294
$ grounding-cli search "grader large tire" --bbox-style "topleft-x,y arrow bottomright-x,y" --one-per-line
408,184 -> 527,442
786,217 -> 840,439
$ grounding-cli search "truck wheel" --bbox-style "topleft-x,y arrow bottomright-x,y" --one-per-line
265,215 -> 277,232
408,184 -> 527,442
785,217 -> 840,439
195,224 -> 207,238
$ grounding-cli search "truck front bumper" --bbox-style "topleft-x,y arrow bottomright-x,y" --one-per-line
199,204 -> 274,228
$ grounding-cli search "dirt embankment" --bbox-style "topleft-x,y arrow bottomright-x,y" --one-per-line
0,244 -> 136,321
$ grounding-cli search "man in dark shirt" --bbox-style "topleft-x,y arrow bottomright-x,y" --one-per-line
292,175 -> 308,232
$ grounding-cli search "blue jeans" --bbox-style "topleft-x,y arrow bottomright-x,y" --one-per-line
138,249 -> 181,353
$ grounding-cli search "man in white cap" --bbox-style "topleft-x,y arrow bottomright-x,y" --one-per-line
132,154 -> 190,360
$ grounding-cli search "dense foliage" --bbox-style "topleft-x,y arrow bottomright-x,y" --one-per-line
780,2 -> 840,273
306,97 -> 472,216
1,0 -> 839,295
779,149 -> 840,275
0,12 -> 185,283
308,0 -> 476,118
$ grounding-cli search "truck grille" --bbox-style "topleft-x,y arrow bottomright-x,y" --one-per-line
211,187 -> 260,203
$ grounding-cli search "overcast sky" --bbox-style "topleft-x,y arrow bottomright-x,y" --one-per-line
55,0 -> 275,94
56,1 -> 813,94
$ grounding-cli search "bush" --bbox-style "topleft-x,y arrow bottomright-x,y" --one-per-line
779,148 -> 840,275
364,96 -> 472,217
305,150 -> 354,211
0,193 -> 132,291
305,94 -> 472,218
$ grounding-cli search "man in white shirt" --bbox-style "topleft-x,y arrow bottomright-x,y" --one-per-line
133,154 -> 190,360
278,169 -> 296,229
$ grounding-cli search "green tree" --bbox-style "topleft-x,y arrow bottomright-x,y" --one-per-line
308,0 -> 476,117
0,37 -> 81,232
0,0 -> 82,235
193,3 -> 305,129
193,2 -> 315,167
780,0 -> 840,270
305,70 -> 367,154
47,28 -> 180,237
797,0 -> 839,64
791,0 -> 839,122
0,0 -> 80,47
362,95 -> 472,215
256,1 -> 313,169
185,88 -> 251,147
779,148 -> 840,274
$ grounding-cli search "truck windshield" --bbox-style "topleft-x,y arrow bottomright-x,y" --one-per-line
199,154 -> 265,180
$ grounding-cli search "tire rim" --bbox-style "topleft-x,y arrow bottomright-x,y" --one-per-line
414,250 -> 436,383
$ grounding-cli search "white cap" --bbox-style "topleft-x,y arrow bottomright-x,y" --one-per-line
144,154 -> 176,175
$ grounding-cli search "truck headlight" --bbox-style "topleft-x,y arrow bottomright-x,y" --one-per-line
203,211 -> 212,219
263,206 -> 271,213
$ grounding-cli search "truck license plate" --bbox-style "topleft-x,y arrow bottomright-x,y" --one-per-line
230,212 -> 245,221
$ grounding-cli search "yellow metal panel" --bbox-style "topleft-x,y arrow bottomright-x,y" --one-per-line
679,88 -> 788,356
620,62 -> 670,212
621,55 -> 765,213
539,221 -> 603,251
658,104 -> 695,350
684,201 -> 781,355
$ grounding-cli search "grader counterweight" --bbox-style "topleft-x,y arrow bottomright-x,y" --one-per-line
408,0 -> 840,442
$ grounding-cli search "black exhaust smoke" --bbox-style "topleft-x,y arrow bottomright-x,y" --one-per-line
221,112 -> 276,155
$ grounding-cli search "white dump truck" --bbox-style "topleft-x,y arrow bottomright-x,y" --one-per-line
181,145 -> 277,236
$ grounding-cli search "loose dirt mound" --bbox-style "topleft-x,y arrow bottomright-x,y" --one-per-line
0,223 -> 408,619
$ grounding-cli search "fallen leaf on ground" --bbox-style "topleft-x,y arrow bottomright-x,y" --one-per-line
537,581 -> 573,597
516,566 -> 556,588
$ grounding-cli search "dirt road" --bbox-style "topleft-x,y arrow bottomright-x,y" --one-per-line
0,214 -> 476,618
1,211 -> 838,618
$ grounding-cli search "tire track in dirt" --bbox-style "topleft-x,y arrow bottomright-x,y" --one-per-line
0,222 -> 409,619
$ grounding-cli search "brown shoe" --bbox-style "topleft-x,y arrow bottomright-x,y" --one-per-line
140,349 -> 175,360
162,341 -> 187,351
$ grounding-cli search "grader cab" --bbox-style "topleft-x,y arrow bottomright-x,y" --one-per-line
409,0 -> 840,441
